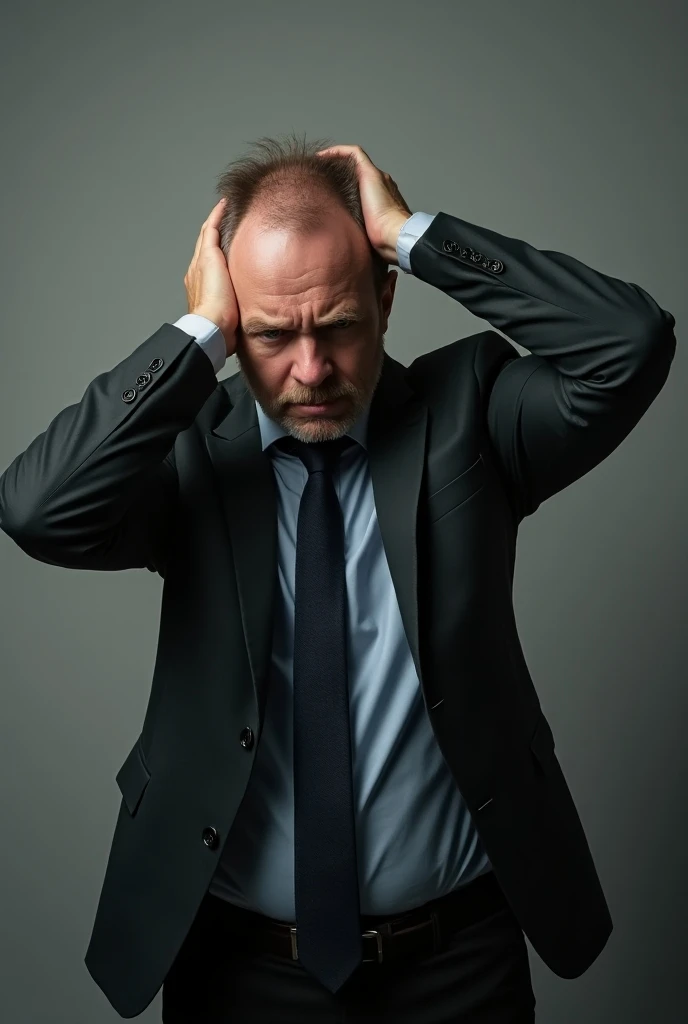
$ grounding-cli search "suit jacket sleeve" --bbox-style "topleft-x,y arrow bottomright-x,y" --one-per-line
0,324 -> 218,572
407,211 -> 677,519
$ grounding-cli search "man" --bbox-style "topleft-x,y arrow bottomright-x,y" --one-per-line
0,141 -> 676,1022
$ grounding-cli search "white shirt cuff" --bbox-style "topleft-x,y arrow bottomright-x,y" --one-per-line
173,313 -> 226,375
396,212 -> 437,274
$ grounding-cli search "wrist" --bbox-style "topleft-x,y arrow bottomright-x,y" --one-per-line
378,211 -> 412,265
189,308 -> 218,325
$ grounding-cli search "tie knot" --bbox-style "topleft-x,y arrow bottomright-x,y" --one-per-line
274,434 -> 356,474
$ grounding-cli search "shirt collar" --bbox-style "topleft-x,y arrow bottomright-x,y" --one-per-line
255,397 -> 370,453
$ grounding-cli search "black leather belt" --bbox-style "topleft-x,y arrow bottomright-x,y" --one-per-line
203,870 -> 509,967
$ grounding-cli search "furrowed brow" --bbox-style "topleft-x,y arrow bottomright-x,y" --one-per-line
241,305 -> 364,335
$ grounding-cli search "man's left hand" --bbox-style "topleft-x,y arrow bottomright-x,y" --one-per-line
315,144 -> 413,264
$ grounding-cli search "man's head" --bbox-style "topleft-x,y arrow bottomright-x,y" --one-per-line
217,134 -> 398,442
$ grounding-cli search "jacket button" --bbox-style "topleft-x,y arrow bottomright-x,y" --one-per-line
239,727 -> 254,750
122,388 -> 137,403
148,357 -> 164,372
136,371 -> 152,389
202,826 -> 219,849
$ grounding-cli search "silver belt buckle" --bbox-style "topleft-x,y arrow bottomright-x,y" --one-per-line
361,928 -> 384,963
289,927 -> 384,964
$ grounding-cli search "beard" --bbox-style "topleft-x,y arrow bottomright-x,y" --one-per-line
236,334 -> 386,443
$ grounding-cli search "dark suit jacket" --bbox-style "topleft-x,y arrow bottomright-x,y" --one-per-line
0,211 -> 676,1018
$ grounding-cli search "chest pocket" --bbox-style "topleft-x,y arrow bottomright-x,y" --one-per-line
427,454 -> 487,524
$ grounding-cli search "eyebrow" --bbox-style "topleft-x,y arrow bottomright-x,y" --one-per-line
241,305 -> 364,335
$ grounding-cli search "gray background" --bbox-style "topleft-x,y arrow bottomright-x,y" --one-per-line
1,0 -> 685,1020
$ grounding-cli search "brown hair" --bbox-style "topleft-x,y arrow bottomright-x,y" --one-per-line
214,131 -> 390,298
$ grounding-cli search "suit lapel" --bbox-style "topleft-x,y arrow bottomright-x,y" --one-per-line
204,352 -> 428,720
205,387 -> 277,724
366,354 -> 428,689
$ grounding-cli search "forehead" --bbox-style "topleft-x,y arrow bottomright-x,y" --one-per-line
229,213 -> 372,293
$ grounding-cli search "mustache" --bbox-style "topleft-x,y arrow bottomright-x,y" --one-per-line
279,385 -> 357,406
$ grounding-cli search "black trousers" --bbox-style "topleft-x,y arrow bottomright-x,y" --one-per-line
162,877 -> 536,1023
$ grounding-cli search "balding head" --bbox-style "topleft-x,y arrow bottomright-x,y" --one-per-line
227,197 -> 397,443
229,198 -> 377,314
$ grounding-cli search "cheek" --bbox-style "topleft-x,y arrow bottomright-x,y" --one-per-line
240,345 -> 285,387
261,358 -> 293,395
338,335 -> 371,372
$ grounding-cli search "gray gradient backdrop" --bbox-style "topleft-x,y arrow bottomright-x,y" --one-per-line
1,1 -> 685,1021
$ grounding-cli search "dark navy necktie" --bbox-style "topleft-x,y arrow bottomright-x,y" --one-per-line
274,433 -> 362,993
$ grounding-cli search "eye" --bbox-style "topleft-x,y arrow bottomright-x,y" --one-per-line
260,319 -> 354,341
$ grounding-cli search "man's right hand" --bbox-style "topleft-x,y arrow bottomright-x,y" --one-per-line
184,197 -> 239,357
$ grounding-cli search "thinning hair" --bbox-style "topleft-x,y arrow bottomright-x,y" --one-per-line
215,131 -> 390,297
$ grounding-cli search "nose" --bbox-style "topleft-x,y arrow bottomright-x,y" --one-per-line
291,339 -> 334,390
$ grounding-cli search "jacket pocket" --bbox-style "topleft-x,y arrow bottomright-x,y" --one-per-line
115,735 -> 151,816
427,454 -> 486,524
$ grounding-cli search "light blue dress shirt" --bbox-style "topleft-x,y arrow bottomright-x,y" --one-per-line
173,212 -> 493,920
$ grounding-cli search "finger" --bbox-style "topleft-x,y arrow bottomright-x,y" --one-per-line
191,217 -> 211,264
317,145 -> 379,183
191,199 -> 225,264
317,144 -> 358,154
191,224 -> 205,265
200,218 -> 222,253
209,196 -> 227,222
201,198 -> 226,250
317,144 -> 372,164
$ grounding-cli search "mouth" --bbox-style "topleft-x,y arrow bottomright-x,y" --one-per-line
290,397 -> 347,415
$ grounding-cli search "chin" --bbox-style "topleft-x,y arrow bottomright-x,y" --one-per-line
284,414 -> 350,444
